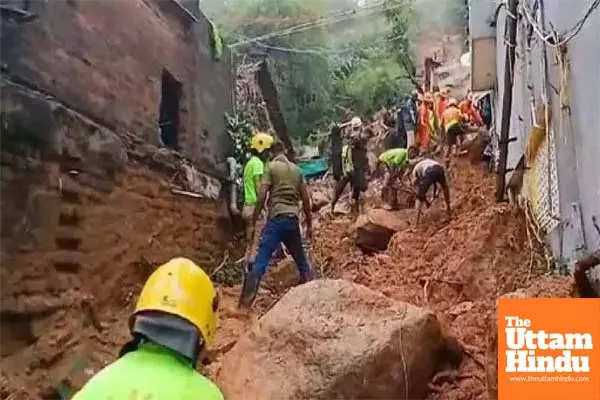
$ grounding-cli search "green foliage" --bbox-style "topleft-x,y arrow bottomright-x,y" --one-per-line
225,111 -> 254,169
384,0 -> 417,78
226,0 -> 333,139
341,55 -> 412,116
214,0 -> 419,142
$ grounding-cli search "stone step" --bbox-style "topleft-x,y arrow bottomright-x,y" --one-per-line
54,226 -> 84,251
54,176 -> 105,204
59,205 -> 83,227
46,250 -> 85,272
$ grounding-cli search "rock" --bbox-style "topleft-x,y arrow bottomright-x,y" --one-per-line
467,132 -> 490,164
311,190 -> 330,212
447,301 -> 475,316
351,209 -> 405,252
216,279 -> 443,400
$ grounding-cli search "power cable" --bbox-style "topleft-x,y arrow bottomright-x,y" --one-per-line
252,31 -> 409,57
519,0 -> 599,47
229,0 -> 409,47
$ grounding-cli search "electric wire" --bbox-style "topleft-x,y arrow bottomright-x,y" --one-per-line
229,0 -> 409,47
519,0 -> 599,47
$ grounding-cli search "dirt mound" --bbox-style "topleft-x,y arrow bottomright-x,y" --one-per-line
309,159 -> 571,399
216,279 -> 443,400
1,152 -> 574,400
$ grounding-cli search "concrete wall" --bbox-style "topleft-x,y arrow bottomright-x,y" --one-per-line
468,0 -> 497,91
487,0 -> 600,285
1,0 -> 232,175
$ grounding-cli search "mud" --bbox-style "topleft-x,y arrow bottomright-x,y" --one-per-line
310,157 -> 573,400
1,157 -> 573,400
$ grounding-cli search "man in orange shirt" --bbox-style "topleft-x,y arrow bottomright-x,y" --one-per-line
459,92 -> 484,127
417,92 -> 434,153
438,87 -> 451,121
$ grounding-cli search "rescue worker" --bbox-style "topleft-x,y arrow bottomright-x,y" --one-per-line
242,133 -> 272,266
441,98 -> 464,159
459,92 -> 484,127
331,117 -> 367,214
417,92 -> 435,153
432,86 -> 441,126
438,87 -> 451,121
399,91 -> 419,149
72,258 -> 223,399
239,139 -> 313,308
405,89 -> 422,148
411,158 -> 451,225
375,147 -> 417,210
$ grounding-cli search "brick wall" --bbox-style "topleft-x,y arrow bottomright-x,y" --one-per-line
0,79 -> 237,367
1,0 -> 232,175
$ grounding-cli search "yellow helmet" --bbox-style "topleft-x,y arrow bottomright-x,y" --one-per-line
250,132 -> 275,153
134,258 -> 218,345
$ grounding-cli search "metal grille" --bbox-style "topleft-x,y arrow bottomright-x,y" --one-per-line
531,126 -> 560,232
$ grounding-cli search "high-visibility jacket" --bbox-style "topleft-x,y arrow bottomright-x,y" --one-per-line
342,145 -> 353,175
441,106 -> 463,131
72,342 -> 224,400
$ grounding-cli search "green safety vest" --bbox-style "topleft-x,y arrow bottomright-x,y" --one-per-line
72,342 -> 223,400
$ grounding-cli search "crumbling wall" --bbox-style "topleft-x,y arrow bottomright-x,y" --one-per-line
0,81 -> 234,395
0,0 -> 232,174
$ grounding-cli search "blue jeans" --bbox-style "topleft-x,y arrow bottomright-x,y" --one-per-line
250,215 -> 312,282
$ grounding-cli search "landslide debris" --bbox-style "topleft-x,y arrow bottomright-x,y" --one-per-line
309,158 -> 573,399
216,279 -> 444,400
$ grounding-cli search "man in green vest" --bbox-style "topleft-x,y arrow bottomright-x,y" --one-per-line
72,258 -> 223,399
243,132 -> 272,265
376,147 -> 418,210
331,117 -> 368,215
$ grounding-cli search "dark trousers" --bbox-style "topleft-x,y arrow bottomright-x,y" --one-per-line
251,215 -> 312,281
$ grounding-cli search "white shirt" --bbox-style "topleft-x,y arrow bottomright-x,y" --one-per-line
412,159 -> 441,181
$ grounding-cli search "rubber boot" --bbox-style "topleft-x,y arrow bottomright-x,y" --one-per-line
239,267 -> 259,309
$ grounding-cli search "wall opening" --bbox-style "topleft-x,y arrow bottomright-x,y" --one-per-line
158,69 -> 182,150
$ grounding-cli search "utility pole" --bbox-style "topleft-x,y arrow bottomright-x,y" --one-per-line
495,0 -> 519,202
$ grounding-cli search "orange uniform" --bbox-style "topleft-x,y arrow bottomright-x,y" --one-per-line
417,102 -> 432,150
438,97 -> 449,122
459,100 -> 483,126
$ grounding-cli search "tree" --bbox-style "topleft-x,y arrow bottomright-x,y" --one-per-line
383,0 -> 419,88
212,0 -> 421,141
222,0 -> 333,139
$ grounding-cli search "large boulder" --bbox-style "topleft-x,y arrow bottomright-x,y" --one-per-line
351,209 -> 405,252
216,279 -> 443,400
